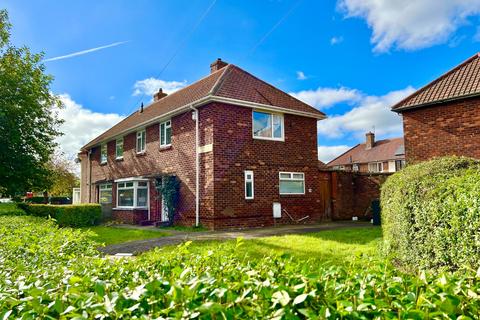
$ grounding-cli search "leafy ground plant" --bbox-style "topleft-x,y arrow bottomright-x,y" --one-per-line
82,225 -> 169,245
1,216 -> 480,319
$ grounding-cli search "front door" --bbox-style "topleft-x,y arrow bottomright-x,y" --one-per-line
161,197 -> 169,222
99,183 -> 113,220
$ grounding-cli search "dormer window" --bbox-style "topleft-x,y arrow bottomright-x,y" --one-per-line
252,111 -> 284,141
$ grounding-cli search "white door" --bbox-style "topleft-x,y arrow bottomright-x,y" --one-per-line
161,197 -> 169,222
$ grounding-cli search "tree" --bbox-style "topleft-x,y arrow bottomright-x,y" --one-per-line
0,9 -> 63,196
46,153 -> 79,197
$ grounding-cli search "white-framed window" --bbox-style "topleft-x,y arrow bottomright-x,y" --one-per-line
279,172 -> 305,195
395,160 -> 406,171
244,170 -> 254,200
352,163 -> 359,172
368,162 -> 384,173
160,120 -> 172,147
117,180 -> 149,208
116,137 -> 124,159
100,144 -> 107,164
136,130 -> 146,153
333,165 -> 345,171
252,111 -> 284,141
99,183 -> 112,204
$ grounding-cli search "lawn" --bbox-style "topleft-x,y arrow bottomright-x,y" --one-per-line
82,225 -> 169,245
160,226 -> 382,264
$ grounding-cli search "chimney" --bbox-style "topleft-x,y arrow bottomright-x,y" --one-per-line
365,132 -> 375,150
153,88 -> 168,102
210,58 -> 228,73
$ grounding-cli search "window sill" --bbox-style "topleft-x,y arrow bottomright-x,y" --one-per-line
113,207 -> 148,211
160,145 -> 172,151
279,194 -> 305,197
115,157 -> 124,162
100,162 -> 107,166
136,152 -> 146,157
253,136 -> 284,142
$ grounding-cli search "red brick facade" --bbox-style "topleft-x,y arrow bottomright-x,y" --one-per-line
80,102 -> 327,229
402,96 -> 480,163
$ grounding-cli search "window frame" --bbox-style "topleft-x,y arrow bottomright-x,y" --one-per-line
279,172 -> 305,195
352,163 -> 359,172
160,120 -> 172,147
136,129 -> 146,154
100,144 -> 108,164
116,137 -> 124,159
244,170 -> 254,200
99,183 -> 112,204
252,110 -> 284,141
368,162 -> 384,173
116,180 -> 149,209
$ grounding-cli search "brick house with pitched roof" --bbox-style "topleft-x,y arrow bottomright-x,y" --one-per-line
392,53 -> 480,163
78,59 -> 327,229
326,132 -> 405,173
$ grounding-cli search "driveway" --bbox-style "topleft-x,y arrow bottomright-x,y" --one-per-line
100,221 -> 373,255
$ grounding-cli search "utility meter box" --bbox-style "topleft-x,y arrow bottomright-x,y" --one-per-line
273,202 -> 282,218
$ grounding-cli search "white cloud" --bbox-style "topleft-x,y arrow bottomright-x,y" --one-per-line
338,0 -> 480,52
296,71 -> 307,80
133,78 -> 187,97
318,145 -> 351,163
55,94 -> 125,166
291,86 -> 361,109
316,86 -> 415,139
44,41 -> 129,62
330,36 -> 344,45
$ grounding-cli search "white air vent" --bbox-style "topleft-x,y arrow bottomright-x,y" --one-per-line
273,202 -> 281,218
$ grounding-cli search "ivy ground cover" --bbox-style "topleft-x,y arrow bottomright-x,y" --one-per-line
1,215 -> 480,319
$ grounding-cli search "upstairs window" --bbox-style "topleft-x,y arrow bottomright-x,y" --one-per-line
116,138 -> 124,159
252,111 -> 283,140
279,172 -> 305,195
160,120 -> 172,147
368,162 -> 383,173
136,130 -> 146,153
100,144 -> 107,164
244,170 -> 254,199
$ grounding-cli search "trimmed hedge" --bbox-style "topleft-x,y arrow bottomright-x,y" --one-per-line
22,204 -> 101,227
381,156 -> 480,270
0,203 -> 26,216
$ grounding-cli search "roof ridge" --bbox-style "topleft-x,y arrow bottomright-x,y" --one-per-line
392,52 -> 480,110
209,64 -> 233,95
326,144 -> 359,165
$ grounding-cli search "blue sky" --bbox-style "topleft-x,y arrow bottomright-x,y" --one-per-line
3,0 -> 480,163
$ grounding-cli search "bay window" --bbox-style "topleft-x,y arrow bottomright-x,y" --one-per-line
116,180 -> 149,208
252,111 -> 284,140
279,172 -> 305,195
160,120 -> 172,147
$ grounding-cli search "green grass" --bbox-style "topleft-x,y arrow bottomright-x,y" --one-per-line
82,226 -> 169,245
160,226 -> 382,264
158,225 -> 208,232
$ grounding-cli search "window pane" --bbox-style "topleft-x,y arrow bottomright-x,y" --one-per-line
253,112 -> 272,138
280,180 -> 304,194
272,114 -> 282,138
125,182 -> 134,188
137,188 -> 148,207
166,126 -> 172,145
99,190 -> 112,204
292,173 -> 304,179
245,181 -> 253,198
160,123 -> 165,145
118,189 -> 134,207
101,145 -> 107,163
279,173 -> 291,179
138,181 -> 148,187
116,139 -> 123,158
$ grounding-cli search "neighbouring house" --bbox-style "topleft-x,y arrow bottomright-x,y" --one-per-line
78,59 -> 327,229
392,53 -> 480,163
326,132 -> 406,173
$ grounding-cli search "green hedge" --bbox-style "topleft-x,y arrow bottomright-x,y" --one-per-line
22,204 -> 101,227
0,203 -> 26,216
1,215 -> 480,318
381,156 -> 480,270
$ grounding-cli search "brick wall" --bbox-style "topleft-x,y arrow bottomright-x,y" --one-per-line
402,96 -> 480,163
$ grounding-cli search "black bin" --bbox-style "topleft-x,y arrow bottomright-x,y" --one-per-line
371,199 -> 381,226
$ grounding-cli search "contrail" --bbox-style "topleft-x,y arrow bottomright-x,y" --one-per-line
43,41 -> 129,62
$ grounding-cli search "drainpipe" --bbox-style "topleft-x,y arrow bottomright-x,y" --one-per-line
190,106 -> 200,227
88,150 -> 92,203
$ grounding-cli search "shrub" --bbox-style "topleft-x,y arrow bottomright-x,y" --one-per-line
25,196 -> 48,204
1,217 -> 480,319
21,204 -> 101,227
381,156 -> 480,270
0,203 -> 26,216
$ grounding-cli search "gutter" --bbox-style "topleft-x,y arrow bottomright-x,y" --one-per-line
190,105 -> 200,227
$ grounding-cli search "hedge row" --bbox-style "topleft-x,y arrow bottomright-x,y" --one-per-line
1,215 -> 480,318
381,156 -> 480,270
18,203 -> 101,227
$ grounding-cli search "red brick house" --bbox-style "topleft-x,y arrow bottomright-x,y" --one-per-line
327,132 -> 405,173
79,59 -> 327,229
392,53 -> 480,162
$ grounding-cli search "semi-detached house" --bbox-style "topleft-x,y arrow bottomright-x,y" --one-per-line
78,59 -> 326,229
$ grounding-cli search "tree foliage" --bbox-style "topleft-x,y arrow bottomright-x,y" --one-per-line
46,153 -> 79,196
0,9 -> 62,196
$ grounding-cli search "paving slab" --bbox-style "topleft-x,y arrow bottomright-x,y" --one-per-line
100,221 -> 373,255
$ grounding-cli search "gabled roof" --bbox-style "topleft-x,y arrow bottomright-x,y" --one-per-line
327,137 -> 404,166
81,63 -> 325,150
392,53 -> 480,112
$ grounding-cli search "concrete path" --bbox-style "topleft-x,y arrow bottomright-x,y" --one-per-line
100,221 -> 372,255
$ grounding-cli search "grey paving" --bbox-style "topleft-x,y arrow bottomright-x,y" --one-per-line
99,221 -> 373,255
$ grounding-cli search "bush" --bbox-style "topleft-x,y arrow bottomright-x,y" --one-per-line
25,196 -> 48,204
22,204 -> 101,227
0,203 -> 26,216
49,196 -> 72,205
1,216 -> 480,319
381,156 -> 480,270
